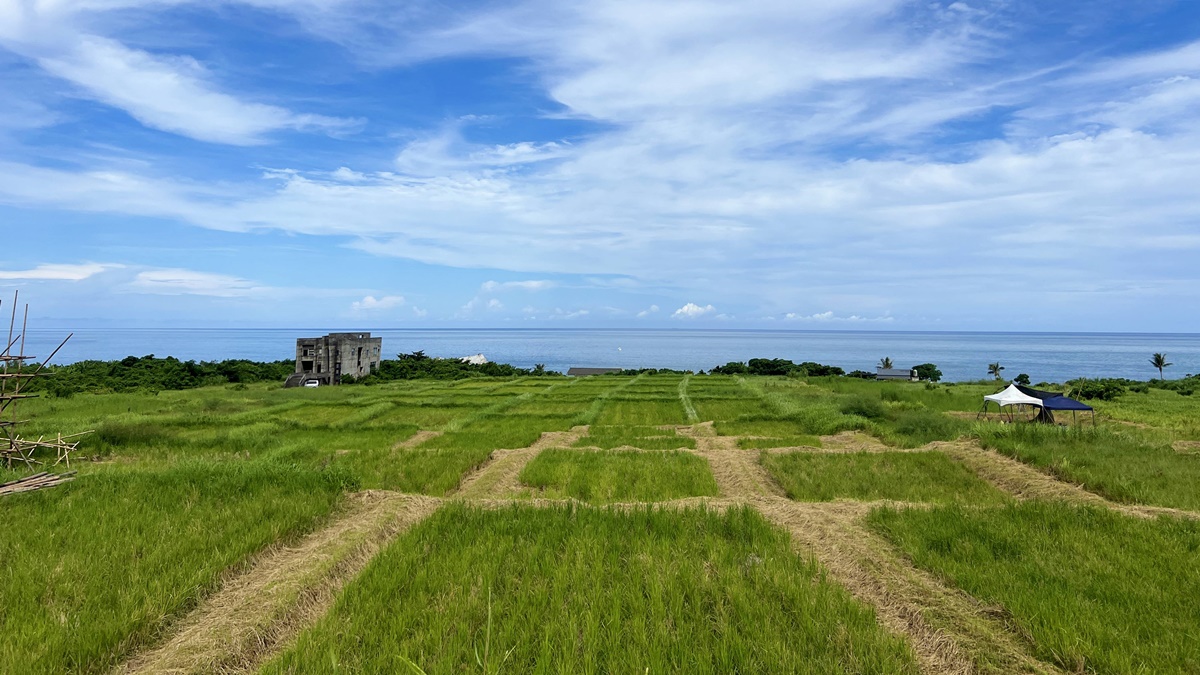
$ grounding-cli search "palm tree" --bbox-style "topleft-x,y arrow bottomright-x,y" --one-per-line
878,357 -> 893,370
1150,353 -> 1172,380
987,362 -> 1005,380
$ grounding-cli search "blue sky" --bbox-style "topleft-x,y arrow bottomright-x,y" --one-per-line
2,0 -> 1199,331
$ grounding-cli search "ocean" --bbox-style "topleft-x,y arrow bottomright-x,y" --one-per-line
15,328 -> 1200,384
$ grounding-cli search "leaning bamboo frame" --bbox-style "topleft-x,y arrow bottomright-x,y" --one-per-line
1,291 -> 88,474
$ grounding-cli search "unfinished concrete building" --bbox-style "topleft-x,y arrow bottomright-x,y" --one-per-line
285,332 -> 382,387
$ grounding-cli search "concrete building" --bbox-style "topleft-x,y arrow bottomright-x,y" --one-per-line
286,332 -> 382,386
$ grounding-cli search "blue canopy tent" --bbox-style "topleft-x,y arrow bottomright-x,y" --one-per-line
1015,384 -> 1095,426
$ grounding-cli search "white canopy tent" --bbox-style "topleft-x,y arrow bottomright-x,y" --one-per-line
979,384 -> 1043,421
983,384 -> 1043,408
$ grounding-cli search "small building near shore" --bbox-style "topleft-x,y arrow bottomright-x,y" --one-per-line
876,367 -> 918,381
285,332 -> 382,387
567,367 -> 623,376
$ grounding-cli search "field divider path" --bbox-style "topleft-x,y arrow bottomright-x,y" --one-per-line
938,440 -> 1200,520
391,429 -> 442,449
753,496 -> 1064,675
117,491 -> 441,675
679,422 -> 784,499
678,374 -> 699,423
453,425 -> 590,500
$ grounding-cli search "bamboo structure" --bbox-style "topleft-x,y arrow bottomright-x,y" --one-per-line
1,291 -> 88,487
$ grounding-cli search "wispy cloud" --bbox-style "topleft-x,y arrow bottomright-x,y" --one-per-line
128,269 -> 263,297
351,294 -> 405,312
0,262 -> 119,281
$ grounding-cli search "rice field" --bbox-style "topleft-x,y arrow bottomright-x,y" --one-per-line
4,373 -> 1200,673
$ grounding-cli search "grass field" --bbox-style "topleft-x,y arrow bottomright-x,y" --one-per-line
519,449 -> 720,502
869,502 -> 1200,674
5,374 -> 1200,673
0,461 -> 348,674
762,451 -> 1010,504
262,505 -> 920,674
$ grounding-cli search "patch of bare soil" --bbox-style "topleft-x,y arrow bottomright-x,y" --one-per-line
819,431 -> 893,453
756,498 -> 1061,675
453,426 -> 589,500
678,423 -> 784,499
1173,440 -> 1200,454
392,430 -> 441,449
939,441 -> 1200,521
118,491 -> 441,675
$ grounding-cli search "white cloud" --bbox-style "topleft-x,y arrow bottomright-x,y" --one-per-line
351,294 -> 405,312
784,311 -> 894,323
128,269 -> 262,297
636,304 -> 659,318
0,262 -> 118,281
672,302 -> 715,319
481,280 -> 555,292
0,5 -> 358,144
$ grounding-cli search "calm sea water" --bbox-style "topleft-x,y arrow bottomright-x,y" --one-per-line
17,328 -> 1200,383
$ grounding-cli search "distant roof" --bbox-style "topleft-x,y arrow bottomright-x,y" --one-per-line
876,368 -> 914,377
567,367 -> 623,376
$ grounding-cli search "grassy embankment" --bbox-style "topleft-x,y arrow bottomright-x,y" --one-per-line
262,504 -> 921,674
762,451 -> 1009,504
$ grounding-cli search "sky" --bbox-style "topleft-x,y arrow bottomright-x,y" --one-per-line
1,0 -> 1199,331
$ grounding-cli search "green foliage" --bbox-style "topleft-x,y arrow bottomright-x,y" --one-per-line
31,355 -> 294,395
869,503 -> 1200,674
1013,373 -> 1030,386
352,352 -> 562,383
709,358 -> 844,377
762,451 -> 1008,504
1066,377 -> 1127,401
263,505 -> 920,674
912,363 -> 942,382
520,449 -> 719,502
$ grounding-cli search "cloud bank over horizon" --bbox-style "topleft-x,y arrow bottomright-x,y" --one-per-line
1,1 -> 1198,330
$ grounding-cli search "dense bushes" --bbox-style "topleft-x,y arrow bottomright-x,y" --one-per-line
710,358 -> 844,377
346,351 -> 558,383
30,355 -> 294,396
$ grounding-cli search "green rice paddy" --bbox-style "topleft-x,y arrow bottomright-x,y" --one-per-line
4,373 -> 1199,673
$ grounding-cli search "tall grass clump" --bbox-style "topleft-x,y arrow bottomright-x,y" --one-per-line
0,461 -> 349,674
519,449 -> 719,503
263,505 -> 919,674
869,502 -> 1200,674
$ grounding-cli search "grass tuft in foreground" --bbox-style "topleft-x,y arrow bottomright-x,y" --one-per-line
869,502 -> 1200,674
762,451 -> 1009,504
519,449 -> 719,503
263,504 -> 920,674
0,462 -> 349,674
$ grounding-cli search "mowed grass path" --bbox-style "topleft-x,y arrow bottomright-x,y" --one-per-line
519,449 -> 720,503
869,503 -> 1200,674
263,505 -> 920,674
762,451 -> 1010,505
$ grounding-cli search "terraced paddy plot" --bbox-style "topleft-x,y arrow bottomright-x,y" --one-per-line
594,398 -> 688,426
262,505 -> 920,674
574,425 -> 697,450
519,449 -> 720,503
0,462 -> 346,674
690,396 -> 768,421
977,425 -> 1200,511
869,502 -> 1200,674
341,447 -> 493,495
762,451 -> 1009,504
378,404 -> 477,428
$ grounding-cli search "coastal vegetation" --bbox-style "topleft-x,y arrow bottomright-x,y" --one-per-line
3,368 -> 1199,673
